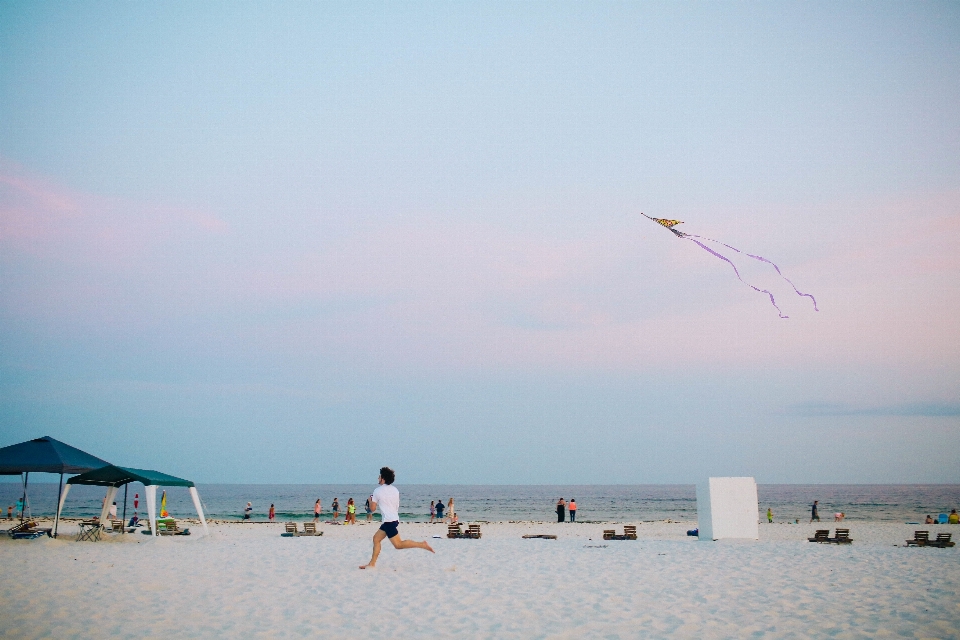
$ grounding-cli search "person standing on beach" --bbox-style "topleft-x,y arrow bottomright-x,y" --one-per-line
244,502 -> 253,520
366,496 -> 373,521
435,499 -> 445,521
269,504 -> 276,521
359,466 -> 434,569
332,498 -> 340,521
557,498 -> 566,523
569,498 -> 577,522
430,500 -> 436,522
810,500 -> 820,522
314,499 -> 321,520
6,505 -> 11,520
447,498 -> 455,523
346,498 -> 356,524
767,508 -> 773,523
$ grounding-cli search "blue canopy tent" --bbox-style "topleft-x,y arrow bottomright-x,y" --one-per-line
64,465 -> 208,536
0,436 -> 110,537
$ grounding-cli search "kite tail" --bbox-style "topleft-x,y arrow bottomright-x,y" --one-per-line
685,238 -> 788,318
689,235 -> 818,311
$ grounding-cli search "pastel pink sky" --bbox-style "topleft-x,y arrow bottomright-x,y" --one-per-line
2,2 -> 958,483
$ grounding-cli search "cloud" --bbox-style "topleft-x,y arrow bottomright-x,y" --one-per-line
788,401 -> 960,417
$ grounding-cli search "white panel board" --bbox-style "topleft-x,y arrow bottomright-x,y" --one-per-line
697,477 -> 759,541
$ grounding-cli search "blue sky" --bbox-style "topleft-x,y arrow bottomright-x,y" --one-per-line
1,2 -> 958,483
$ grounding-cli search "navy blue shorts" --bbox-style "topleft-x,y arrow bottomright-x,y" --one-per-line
379,521 -> 399,538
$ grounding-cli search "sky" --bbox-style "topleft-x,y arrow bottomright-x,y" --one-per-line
1,1 -> 958,484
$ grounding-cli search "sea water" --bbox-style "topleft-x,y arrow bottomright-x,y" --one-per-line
1,483 -> 958,524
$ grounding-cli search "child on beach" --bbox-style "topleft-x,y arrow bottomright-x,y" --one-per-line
359,467 -> 434,569
346,498 -> 356,524
767,508 -> 773,523
7,505 -> 12,520
269,504 -> 275,521
244,502 -> 253,520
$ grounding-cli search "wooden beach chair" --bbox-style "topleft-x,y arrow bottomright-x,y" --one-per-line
7,521 -> 38,538
447,523 -> 462,538
158,521 -> 179,536
467,524 -> 482,539
830,529 -> 852,544
302,522 -> 323,536
930,533 -> 954,548
604,527 -> 637,541
110,519 -> 124,532
905,531 -> 930,547
808,530 -> 830,543
282,522 -> 300,537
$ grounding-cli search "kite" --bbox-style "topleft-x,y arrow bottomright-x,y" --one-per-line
641,213 -> 818,318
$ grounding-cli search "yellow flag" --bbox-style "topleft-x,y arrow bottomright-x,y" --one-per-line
160,490 -> 169,518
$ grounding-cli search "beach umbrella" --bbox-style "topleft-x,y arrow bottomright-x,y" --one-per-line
0,436 -> 110,536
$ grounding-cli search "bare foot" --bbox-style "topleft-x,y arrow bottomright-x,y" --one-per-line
359,563 -> 376,570
423,541 -> 435,553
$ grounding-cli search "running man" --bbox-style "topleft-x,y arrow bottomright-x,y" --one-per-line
360,467 -> 434,569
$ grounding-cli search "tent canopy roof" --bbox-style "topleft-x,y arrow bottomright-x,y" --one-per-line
0,436 -> 110,475
67,465 -> 194,488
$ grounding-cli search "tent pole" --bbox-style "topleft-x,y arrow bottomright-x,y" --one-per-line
21,472 -> 29,523
122,484 -> 128,534
55,484 -> 71,538
54,473 -> 64,538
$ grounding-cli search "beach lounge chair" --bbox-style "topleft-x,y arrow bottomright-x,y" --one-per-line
157,521 -> 189,536
830,528 -> 852,544
302,522 -> 323,536
76,520 -> 103,542
110,520 -> 124,532
447,523 -> 462,538
930,533 -> 954,548
467,524 -> 482,539
604,527 -> 637,541
522,534 -> 557,539
7,521 -> 38,538
905,531 -> 930,546
281,522 -> 300,537
808,530 -> 830,543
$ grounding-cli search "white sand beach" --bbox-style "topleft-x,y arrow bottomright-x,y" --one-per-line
2,519 -> 958,638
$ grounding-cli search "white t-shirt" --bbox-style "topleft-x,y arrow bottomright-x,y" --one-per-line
372,484 -> 400,523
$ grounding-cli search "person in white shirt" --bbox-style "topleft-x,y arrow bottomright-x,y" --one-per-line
359,466 -> 434,569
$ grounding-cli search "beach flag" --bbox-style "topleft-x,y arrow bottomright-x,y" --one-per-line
160,490 -> 169,518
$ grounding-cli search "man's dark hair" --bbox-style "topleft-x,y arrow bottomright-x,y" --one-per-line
380,467 -> 395,485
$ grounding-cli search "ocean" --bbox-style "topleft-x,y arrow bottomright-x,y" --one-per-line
2,482 -> 958,524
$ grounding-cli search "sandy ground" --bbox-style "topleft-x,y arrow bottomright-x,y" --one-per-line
2,519 -> 959,639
